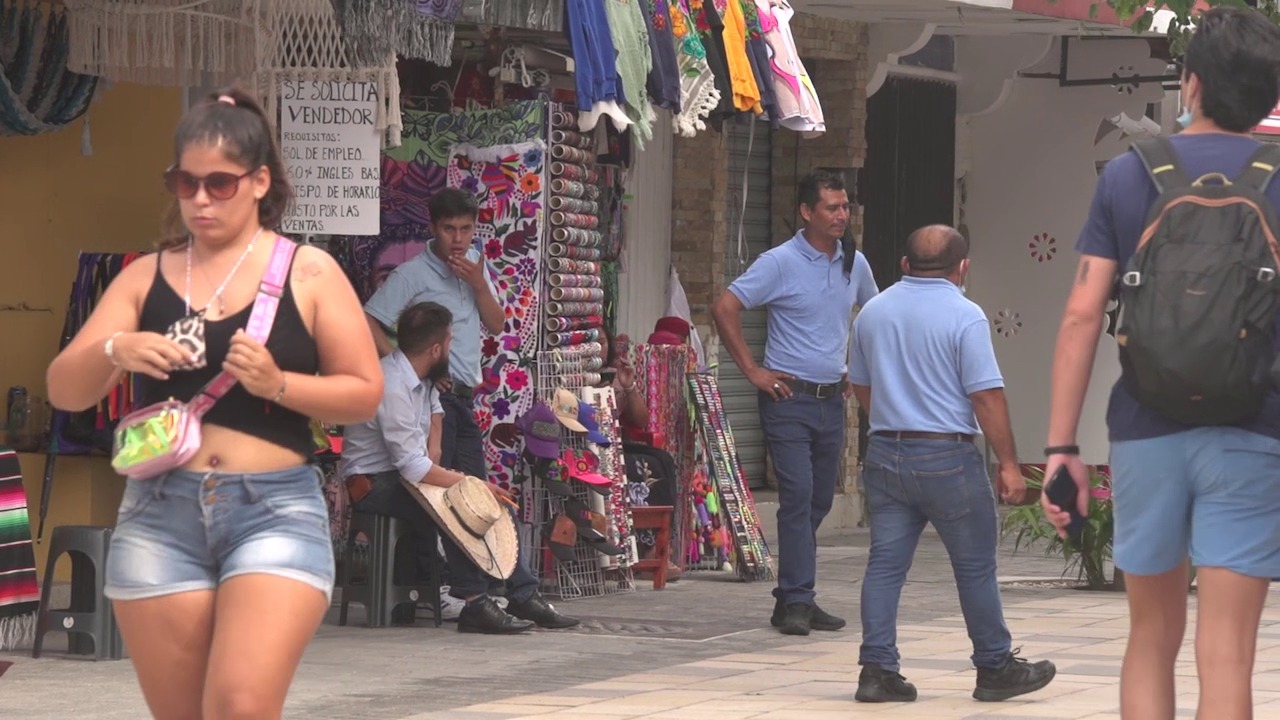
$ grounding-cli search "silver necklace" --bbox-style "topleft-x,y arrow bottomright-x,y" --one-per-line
184,227 -> 264,318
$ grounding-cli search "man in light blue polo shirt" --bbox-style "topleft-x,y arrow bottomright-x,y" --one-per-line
848,225 -> 1054,704
364,188 -> 504,481
712,170 -> 878,637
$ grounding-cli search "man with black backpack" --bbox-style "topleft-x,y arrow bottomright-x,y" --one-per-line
1042,7 -> 1280,719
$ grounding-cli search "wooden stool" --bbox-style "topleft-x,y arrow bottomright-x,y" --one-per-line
629,505 -> 674,590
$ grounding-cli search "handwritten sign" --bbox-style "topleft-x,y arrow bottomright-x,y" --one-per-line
280,81 -> 381,236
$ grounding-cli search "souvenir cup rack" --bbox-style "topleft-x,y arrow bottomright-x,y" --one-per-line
687,373 -> 775,582
524,351 -> 635,600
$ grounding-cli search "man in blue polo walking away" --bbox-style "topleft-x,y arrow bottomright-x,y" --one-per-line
712,169 -> 878,636
849,225 -> 1054,704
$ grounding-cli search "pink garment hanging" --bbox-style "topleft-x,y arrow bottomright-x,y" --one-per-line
754,0 -> 824,137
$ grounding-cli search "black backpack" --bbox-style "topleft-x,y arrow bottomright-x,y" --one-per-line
1119,137 -> 1280,426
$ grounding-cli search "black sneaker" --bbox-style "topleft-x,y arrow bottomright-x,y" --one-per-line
774,602 -> 811,636
855,664 -> 918,703
457,596 -> 535,635
810,603 -> 846,632
770,598 -> 845,632
507,593 -> 581,629
973,650 -> 1056,702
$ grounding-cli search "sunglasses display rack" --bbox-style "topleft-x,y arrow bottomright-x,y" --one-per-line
687,373 -> 776,582
522,350 -> 635,601
542,104 -> 607,382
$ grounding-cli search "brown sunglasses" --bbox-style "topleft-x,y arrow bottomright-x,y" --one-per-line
163,166 -> 257,201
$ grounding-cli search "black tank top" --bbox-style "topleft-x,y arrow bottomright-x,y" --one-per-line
138,252 -> 319,458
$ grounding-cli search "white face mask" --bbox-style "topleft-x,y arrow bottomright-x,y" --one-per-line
1177,109 -> 1193,129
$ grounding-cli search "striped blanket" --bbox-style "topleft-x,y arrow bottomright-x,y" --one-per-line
0,448 -> 37,650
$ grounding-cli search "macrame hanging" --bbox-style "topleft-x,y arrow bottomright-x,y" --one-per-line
460,0 -> 564,32
329,0 -> 464,69
63,0 -> 258,87
62,0 -> 403,147
258,0 -> 403,146
0,0 -> 100,136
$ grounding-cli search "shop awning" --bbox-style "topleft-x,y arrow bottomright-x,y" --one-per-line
1256,106 -> 1280,136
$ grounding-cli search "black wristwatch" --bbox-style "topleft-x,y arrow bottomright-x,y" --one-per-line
1044,445 -> 1080,457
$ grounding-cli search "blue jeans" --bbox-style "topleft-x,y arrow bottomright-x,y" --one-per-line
442,390 -> 487,479
859,437 -> 1011,671
759,390 -> 845,605
354,471 -> 539,603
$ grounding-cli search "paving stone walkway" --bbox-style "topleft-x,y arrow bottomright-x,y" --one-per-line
7,527 -> 1277,719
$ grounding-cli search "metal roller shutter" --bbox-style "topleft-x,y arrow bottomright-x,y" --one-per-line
721,120 -> 773,489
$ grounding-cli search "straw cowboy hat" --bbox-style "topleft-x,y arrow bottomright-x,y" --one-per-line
401,475 -> 518,579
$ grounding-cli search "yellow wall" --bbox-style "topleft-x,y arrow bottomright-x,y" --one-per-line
0,83 -> 182,579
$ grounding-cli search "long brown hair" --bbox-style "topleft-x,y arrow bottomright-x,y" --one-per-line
158,86 -> 294,249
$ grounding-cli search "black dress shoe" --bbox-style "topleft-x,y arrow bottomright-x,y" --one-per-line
507,593 -> 581,629
457,596 -> 535,634
855,664 -> 918,703
771,598 -> 845,632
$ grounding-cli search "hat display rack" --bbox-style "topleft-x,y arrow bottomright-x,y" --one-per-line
687,373 -> 775,582
520,350 -> 635,600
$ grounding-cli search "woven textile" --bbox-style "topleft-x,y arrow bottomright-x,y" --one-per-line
0,449 -> 37,651
0,0 -> 98,136
447,140 -> 546,491
330,0 -> 463,68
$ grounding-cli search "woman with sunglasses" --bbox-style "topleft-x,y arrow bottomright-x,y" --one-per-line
46,87 -> 382,719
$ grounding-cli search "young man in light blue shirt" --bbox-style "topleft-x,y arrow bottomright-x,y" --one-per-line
344,302 -> 577,634
848,225 -> 1053,703
364,188 -> 504,482
712,170 -> 878,637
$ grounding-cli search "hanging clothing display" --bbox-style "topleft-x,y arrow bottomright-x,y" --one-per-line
460,0 -> 564,31
447,140 -> 547,491
603,0 -> 655,147
720,0 -> 762,114
565,0 -> 632,133
0,0 -> 98,136
669,0 -> 720,137
740,0 -> 779,126
0,448 -> 37,652
755,0 -> 824,137
643,0 -> 682,114
694,0 -> 737,127
330,0 -> 464,68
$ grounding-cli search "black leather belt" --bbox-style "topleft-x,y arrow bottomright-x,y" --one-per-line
872,431 -> 975,443
784,378 -> 846,399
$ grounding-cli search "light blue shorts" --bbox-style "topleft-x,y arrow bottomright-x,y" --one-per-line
105,465 -> 335,602
1111,427 -> 1280,578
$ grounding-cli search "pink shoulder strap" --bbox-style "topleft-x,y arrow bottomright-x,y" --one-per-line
189,236 -> 297,417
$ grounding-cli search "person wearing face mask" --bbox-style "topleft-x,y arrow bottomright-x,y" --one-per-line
847,225 -> 1055,704
712,169 -> 879,637
1044,8 -> 1280,718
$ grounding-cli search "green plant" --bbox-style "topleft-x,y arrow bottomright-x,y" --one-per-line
1079,1 -> 1280,53
1002,465 -> 1115,590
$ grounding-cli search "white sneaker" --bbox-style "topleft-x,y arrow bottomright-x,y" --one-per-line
438,586 -> 465,621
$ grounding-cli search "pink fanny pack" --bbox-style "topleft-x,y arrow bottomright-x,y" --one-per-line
110,237 -> 297,480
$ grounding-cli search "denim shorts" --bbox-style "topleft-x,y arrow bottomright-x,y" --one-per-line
1111,427 -> 1280,578
105,465 -> 335,602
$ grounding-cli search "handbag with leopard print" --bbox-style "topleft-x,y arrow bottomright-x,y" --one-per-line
111,237 -> 297,480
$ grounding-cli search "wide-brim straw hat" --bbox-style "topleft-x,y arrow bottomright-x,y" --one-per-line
401,475 -> 518,579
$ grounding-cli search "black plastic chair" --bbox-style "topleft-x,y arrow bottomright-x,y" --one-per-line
338,512 -> 442,628
32,526 -> 126,660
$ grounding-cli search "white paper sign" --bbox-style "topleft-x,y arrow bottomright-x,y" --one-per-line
280,80 -> 381,236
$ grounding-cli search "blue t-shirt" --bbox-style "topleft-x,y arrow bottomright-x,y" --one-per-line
1077,133 -> 1280,441
849,277 -> 1004,435
728,232 -> 879,384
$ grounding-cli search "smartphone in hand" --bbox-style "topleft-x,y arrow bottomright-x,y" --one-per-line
1045,466 -> 1085,544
